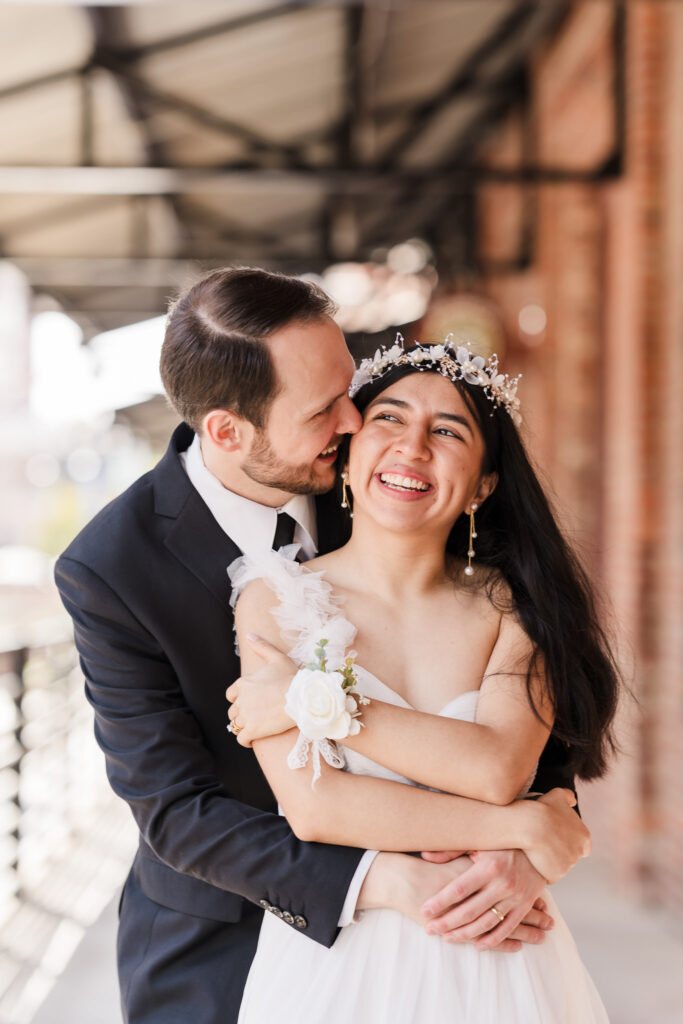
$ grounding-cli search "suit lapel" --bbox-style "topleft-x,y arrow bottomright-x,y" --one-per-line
153,424 -> 242,609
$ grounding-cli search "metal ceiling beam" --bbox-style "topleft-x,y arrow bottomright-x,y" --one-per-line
87,8 -> 164,167
365,2 -> 572,258
0,164 -> 619,196
375,2 -> 538,170
339,5 -> 365,168
0,3 -> 306,106
14,254 -> 331,290
0,66 -> 79,104
92,51 -> 307,167
15,257 -> 201,288
321,5 -> 366,262
85,5 -> 187,256
393,66 -> 530,257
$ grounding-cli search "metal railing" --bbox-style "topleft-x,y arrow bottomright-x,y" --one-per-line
0,636 -> 111,904
0,628 -> 135,1023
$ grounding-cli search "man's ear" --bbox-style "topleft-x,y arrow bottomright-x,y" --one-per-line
473,471 -> 498,508
202,409 -> 250,454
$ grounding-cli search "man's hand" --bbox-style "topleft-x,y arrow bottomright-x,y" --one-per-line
524,789 -> 591,883
357,851 -> 553,954
226,635 -> 296,747
420,849 -> 552,951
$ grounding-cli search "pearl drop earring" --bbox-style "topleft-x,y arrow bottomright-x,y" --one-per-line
464,502 -> 478,577
341,470 -> 354,518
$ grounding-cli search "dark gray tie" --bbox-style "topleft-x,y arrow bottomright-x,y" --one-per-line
272,511 -> 297,551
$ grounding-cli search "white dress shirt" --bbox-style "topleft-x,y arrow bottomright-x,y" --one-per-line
181,433 -> 376,925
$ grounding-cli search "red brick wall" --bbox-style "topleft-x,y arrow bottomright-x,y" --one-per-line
474,1 -> 683,920
651,1 -> 683,918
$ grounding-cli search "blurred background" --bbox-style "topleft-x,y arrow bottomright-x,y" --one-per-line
0,1 -> 681,1022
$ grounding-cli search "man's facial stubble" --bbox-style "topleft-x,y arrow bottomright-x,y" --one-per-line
241,426 -> 335,496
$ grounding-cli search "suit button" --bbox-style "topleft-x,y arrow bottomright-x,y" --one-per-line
272,907 -> 284,918
294,915 -> 308,929
283,912 -> 294,925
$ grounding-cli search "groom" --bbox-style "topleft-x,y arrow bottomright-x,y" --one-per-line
56,267 -> 578,1024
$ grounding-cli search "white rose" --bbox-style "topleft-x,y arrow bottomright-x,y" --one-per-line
285,669 -> 353,740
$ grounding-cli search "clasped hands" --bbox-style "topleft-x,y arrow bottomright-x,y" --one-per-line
226,635 -> 589,953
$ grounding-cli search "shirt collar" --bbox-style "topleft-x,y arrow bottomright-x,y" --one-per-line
181,433 -> 318,560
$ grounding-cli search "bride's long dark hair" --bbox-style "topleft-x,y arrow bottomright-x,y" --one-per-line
350,351 -> 620,781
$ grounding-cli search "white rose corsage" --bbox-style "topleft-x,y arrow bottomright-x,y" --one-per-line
285,638 -> 371,787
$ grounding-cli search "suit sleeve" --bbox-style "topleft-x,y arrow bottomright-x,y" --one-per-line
529,734 -> 579,814
55,554 -> 364,947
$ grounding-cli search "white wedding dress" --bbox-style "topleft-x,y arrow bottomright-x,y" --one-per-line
229,550 -> 609,1024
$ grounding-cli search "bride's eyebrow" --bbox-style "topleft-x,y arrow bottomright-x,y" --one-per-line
366,396 -> 409,412
366,396 -> 473,437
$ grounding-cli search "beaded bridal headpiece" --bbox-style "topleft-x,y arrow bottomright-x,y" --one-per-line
350,333 -> 523,425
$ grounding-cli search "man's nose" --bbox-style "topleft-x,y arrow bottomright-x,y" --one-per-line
336,396 -> 362,436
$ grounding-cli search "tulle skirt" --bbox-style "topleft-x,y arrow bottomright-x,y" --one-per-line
237,891 -> 608,1023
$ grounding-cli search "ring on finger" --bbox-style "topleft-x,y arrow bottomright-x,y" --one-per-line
227,718 -> 243,735
489,905 -> 505,925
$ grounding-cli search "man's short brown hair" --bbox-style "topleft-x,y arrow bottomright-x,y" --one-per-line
160,267 -> 336,431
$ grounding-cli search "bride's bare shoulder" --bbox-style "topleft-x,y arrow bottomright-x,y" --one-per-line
300,548 -> 347,575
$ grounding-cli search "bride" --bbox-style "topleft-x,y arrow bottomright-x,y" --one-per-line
227,341 -> 618,1022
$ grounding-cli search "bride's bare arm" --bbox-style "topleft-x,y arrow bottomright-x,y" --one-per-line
233,581 -> 587,883
232,579 -> 553,804
339,616 -> 553,805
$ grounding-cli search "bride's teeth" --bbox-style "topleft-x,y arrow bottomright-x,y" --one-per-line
379,473 -> 429,492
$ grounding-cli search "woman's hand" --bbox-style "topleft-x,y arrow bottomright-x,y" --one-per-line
522,788 -> 592,883
420,849 -> 554,951
225,635 -> 297,747
364,852 -> 553,954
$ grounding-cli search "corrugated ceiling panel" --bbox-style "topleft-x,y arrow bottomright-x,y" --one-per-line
6,198 -> 139,258
369,1 -> 511,110
0,5 -> 91,91
0,78 -> 81,164
183,188 -> 324,231
138,7 -> 345,144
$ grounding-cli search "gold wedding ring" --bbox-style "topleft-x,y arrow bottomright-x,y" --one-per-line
227,720 -> 243,735
489,905 -> 505,924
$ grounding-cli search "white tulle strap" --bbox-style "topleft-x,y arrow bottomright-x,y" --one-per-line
227,549 -> 357,663
287,732 -> 346,786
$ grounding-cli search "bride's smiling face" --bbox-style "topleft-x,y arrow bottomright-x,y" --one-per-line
348,372 -> 496,537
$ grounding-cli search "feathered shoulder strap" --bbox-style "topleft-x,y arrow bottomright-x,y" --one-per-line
228,548 -> 357,667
